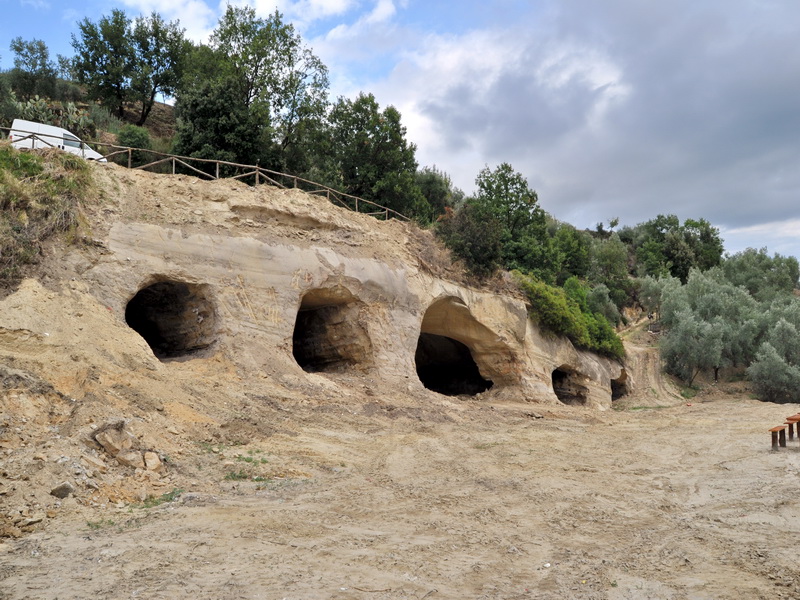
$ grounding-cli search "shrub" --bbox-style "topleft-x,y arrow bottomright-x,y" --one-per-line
436,203 -> 503,279
515,271 -> 624,359
0,144 -> 93,282
748,343 -> 800,403
116,124 -> 152,167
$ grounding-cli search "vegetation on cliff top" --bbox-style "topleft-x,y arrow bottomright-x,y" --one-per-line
0,143 -> 94,282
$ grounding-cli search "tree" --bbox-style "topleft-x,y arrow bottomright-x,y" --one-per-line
72,10 -> 187,125
325,92 -> 426,217
471,163 -> 557,280
415,166 -> 463,224
721,248 -> 799,301
437,204 -> 503,279
588,233 -> 631,308
130,13 -> 189,125
661,308 -> 722,384
8,37 -> 57,99
748,319 -> 800,403
473,163 -> 542,238
173,76 -> 273,170
208,6 -> 329,171
72,9 -> 134,118
553,223 -> 590,284
0,72 -> 16,127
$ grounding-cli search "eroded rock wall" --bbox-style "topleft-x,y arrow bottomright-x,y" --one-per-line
5,166 -> 637,409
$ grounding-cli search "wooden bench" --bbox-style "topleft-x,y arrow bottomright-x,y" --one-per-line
770,426 -> 788,450
786,415 -> 800,440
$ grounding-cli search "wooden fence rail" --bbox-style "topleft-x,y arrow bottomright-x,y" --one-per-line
0,126 -> 409,222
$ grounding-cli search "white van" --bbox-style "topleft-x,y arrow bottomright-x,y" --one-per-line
9,119 -> 107,162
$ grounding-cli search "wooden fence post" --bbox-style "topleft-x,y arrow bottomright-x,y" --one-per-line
128,148 -> 132,169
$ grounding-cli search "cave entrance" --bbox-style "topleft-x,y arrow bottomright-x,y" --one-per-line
552,367 -> 588,406
292,287 -> 372,373
415,333 -> 493,396
611,369 -> 629,401
125,280 -> 217,360
415,297 -> 496,397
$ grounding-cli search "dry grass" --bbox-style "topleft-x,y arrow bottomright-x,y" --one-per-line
0,143 -> 95,284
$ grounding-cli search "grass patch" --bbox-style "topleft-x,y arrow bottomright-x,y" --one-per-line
235,453 -> 269,465
86,519 -> 116,530
680,386 -> 699,400
134,487 -> 183,508
0,143 -> 95,282
225,469 -> 250,481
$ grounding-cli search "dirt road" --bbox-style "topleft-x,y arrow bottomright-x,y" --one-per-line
2,393 -> 799,600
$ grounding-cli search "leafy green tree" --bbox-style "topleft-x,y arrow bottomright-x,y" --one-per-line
683,218 -> 724,271
661,308 -> 722,384
72,10 -> 188,125
72,9 -> 134,118
471,163 -> 558,280
8,37 -> 57,99
638,274 -> 681,319
325,92 -> 426,217
116,124 -> 151,166
660,269 -> 763,382
625,215 -> 723,282
587,284 -> 622,326
173,76 -> 273,171
588,233 -> 631,308
553,224 -> 590,284
721,248 -> 799,301
437,204 -> 503,279
0,70 -> 16,127
130,13 -> 189,125
748,318 -> 800,403
473,163 -> 542,238
415,166 -> 463,223
208,6 -> 329,171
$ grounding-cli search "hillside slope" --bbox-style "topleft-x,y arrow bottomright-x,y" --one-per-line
4,162 -> 796,599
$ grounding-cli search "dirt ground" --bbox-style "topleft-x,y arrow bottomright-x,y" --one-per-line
2,384 -> 800,600
2,163 -> 800,599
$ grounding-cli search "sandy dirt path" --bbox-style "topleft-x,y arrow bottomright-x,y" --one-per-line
3,395 -> 800,600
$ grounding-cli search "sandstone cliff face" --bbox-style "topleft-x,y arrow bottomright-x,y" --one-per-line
2,164 -> 634,410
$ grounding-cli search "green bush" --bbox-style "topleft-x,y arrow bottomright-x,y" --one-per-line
515,272 -> 624,360
116,124 -> 152,167
747,343 -> 800,403
436,203 -> 503,279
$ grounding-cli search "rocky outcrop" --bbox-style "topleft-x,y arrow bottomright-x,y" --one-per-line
1,165 -> 643,410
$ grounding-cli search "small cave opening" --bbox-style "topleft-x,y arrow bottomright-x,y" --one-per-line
415,332 -> 493,397
552,367 -> 588,406
125,280 -> 217,360
611,370 -> 629,401
292,287 -> 373,373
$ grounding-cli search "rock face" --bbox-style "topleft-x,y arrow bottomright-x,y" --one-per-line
0,165 -> 642,410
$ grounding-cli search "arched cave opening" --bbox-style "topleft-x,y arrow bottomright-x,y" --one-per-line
292,287 -> 373,373
552,367 -> 589,406
415,332 -> 493,397
611,370 -> 629,401
125,280 -> 217,360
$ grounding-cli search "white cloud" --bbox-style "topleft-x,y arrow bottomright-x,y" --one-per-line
222,0 -> 357,29
120,0 -> 217,42
364,0 -> 395,24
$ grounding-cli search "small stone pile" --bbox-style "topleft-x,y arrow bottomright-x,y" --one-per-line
92,421 -> 163,473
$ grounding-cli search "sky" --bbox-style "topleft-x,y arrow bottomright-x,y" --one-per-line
3,0 -> 800,258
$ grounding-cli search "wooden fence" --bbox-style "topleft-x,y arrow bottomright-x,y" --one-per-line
0,126 -> 409,222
